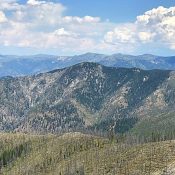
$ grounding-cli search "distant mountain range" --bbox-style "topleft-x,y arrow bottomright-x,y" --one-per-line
0,53 -> 175,77
1,62 -> 175,134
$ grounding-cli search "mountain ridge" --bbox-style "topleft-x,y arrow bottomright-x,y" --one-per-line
0,62 -> 175,134
0,53 -> 175,77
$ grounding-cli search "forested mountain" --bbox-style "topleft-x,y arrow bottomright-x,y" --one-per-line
0,53 -> 175,77
1,62 -> 175,134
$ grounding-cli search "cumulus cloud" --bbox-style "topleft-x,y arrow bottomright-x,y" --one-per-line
0,1 -> 175,54
53,28 -> 78,38
63,16 -> 100,24
13,1 -> 66,26
27,0 -> 46,6
0,11 -> 7,22
0,0 -> 23,10
136,6 -> 175,48
104,24 -> 137,44
105,6 -> 175,50
0,0 -> 117,54
138,32 -> 155,43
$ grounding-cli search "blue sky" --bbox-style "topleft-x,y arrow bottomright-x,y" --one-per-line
58,0 -> 175,22
0,0 -> 175,56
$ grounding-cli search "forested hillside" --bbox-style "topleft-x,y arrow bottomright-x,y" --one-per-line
1,132 -> 175,175
0,62 -> 175,134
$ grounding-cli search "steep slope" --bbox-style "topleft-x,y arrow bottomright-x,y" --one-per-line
0,53 -> 175,77
131,112 -> 175,139
0,62 -> 175,133
1,132 -> 175,175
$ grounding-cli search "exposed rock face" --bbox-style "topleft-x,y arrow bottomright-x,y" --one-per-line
0,62 -> 174,133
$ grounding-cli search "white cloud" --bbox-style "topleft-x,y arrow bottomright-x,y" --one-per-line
0,0 -> 23,10
138,32 -> 155,43
27,0 -> 46,6
83,16 -> 100,23
0,11 -> 7,22
13,1 -> 66,26
53,28 -> 78,37
63,16 -> 100,24
136,6 -> 175,48
0,1 -> 175,54
0,0 -> 116,54
104,24 -> 137,44
104,6 -> 175,50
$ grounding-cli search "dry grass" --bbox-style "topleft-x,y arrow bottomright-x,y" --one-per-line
1,133 -> 175,175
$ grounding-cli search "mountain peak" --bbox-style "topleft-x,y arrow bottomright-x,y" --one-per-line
82,52 -> 103,56
0,62 -> 172,134
138,54 -> 157,60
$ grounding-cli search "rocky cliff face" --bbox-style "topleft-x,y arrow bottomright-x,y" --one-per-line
0,62 -> 174,133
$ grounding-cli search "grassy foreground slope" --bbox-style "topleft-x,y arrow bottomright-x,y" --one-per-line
1,132 -> 175,175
